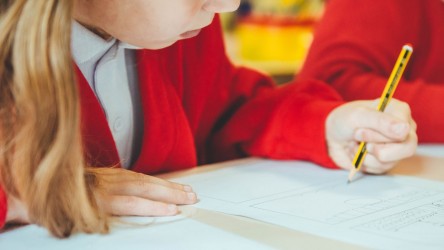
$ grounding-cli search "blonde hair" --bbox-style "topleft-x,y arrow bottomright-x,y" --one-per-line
0,0 -> 109,237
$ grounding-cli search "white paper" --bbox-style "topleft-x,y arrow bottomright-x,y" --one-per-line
0,207 -> 274,250
173,159 -> 444,250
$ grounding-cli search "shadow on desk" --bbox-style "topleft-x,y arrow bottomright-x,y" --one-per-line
391,154 -> 444,182
187,207 -> 360,250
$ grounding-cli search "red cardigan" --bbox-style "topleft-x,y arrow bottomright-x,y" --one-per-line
298,0 -> 444,142
0,18 -> 343,228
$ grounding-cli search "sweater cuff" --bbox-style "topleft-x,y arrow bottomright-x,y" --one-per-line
304,100 -> 344,169
0,186 -> 7,229
280,98 -> 344,169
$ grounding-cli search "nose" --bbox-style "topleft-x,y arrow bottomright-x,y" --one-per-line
203,0 -> 241,13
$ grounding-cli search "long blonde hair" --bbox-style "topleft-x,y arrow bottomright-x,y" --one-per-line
0,0 -> 109,237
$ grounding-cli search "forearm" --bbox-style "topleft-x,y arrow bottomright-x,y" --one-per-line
210,80 -> 344,168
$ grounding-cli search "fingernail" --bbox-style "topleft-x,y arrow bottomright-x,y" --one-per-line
391,123 -> 408,136
183,185 -> 193,192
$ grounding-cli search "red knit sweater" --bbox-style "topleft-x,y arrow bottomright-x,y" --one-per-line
0,18 -> 343,228
298,0 -> 444,142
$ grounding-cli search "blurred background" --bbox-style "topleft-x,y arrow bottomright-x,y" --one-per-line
221,0 -> 325,84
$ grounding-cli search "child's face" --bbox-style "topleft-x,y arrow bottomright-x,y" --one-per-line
74,0 -> 240,49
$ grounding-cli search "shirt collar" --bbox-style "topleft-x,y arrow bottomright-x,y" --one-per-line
71,21 -> 116,65
71,21 -> 141,65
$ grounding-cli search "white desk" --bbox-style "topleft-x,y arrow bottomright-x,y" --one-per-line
1,145 -> 443,250
415,144 -> 444,158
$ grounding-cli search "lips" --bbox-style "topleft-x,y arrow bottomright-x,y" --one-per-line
180,29 -> 202,39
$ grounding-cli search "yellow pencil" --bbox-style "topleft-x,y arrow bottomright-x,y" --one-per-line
348,44 -> 413,183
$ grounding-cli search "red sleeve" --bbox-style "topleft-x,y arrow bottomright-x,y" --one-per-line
179,16 -> 344,169
298,0 -> 444,142
212,77 -> 344,169
0,186 -> 7,229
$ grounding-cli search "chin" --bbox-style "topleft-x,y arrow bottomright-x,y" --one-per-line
137,39 -> 179,50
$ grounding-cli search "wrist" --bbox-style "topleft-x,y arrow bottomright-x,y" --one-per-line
6,196 -> 29,224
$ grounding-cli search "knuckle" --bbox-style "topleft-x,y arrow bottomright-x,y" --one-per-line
399,101 -> 411,114
135,179 -> 149,189
393,101 -> 411,119
134,179 -> 157,195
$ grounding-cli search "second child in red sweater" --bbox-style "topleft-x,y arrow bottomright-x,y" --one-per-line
299,0 -> 444,142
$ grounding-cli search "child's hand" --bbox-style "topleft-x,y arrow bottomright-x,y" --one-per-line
325,99 -> 417,174
87,168 -> 197,216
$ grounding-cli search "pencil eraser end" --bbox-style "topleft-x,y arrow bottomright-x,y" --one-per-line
403,44 -> 414,51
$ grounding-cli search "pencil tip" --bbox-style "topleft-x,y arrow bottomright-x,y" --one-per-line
348,167 -> 357,184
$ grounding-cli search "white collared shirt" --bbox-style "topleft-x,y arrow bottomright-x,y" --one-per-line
71,21 -> 142,168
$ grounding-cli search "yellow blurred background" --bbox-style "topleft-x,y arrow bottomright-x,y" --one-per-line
221,0 -> 325,83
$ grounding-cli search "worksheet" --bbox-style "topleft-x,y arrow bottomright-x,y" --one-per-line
0,206 -> 275,250
173,159 -> 444,250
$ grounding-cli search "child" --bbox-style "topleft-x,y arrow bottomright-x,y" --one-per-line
298,0 -> 444,142
0,0 -> 416,238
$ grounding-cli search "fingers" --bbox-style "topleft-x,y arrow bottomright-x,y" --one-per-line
351,109 -> 411,141
91,167 -> 198,217
327,142 -> 356,171
112,180 -> 197,205
97,168 -> 191,192
326,99 -> 414,144
327,99 -> 417,175
359,131 -> 417,174
366,132 -> 417,162
333,130 -> 417,174
132,172 -> 193,192
98,169 -> 197,205
343,99 -> 412,141
360,153 -> 396,174
104,195 -> 180,217
354,128 -> 396,143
